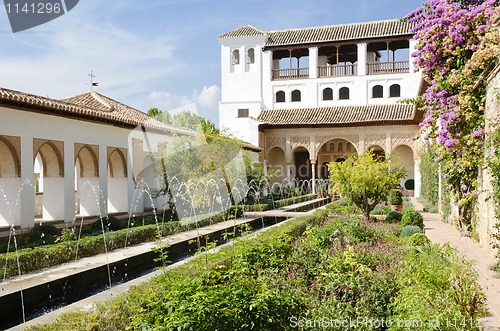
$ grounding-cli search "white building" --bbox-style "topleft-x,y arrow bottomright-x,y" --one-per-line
0,88 -> 195,229
218,19 -> 423,195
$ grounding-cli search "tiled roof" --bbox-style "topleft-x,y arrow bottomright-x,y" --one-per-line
0,88 -> 194,136
218,25 -> 266,39
220,19 -> 413,47
258,104 -> 417,127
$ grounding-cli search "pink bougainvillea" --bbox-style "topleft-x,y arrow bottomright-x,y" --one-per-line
405,0 -> 500,229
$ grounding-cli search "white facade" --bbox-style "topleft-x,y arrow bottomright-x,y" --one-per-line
219,22 -> 421,147
219,20 -> 423,196
0,90 -> 192,229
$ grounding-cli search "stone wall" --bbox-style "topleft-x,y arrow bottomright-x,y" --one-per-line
476,64 -> 500,256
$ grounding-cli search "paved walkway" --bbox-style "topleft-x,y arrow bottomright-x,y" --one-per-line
411,198 -> 500,329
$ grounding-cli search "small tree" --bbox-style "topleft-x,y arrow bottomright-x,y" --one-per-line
328,150 -> 406,219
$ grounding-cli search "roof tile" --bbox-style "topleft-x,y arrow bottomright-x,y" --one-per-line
0,88 -> 195,136
258,104 -> 416,126
219,19 -> 413,46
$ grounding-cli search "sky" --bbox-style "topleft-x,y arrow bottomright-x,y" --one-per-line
0,0 -> 424,127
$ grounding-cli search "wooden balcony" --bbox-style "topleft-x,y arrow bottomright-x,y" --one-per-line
272,68 -> 309,80
318,64 -> 357,77
367,61 -> 409,74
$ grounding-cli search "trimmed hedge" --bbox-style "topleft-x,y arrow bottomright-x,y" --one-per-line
241,194 -> 317,212
0,206 -> 243,279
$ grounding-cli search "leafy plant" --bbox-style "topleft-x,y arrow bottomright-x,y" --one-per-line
328,150 -> 406,219
401,209 -> 424,230
385,210 -> 402,223
389,189 -> 403,205
400,225 -> 423,238
407,232 -> 430,247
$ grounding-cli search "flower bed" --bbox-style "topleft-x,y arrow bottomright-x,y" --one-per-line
25,201 -> 487,331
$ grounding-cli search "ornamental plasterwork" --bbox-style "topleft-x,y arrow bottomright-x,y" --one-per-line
391,132 -> 415,150
364,134 -> 386,149
265,137 -> 286,152
290,136 -> 310,151
314,134 -> 360,153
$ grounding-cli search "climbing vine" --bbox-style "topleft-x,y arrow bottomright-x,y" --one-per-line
406,0 -> 500,232
419,142 -> 440,212
488,122 -> 500,252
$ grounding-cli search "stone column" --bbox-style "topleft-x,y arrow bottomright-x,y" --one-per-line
311,161 -> 316,194
99,144 -> 108,216
64,142 -> 75,223
309,46 -> 318,79
357,43 -> 367,76
414,159 -> 421,198
20,136 -> 34,228
286,161 -> 293,183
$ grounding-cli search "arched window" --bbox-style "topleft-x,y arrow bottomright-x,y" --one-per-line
322,87 -> 333,101
390,84 -> 401,97
276,91 -> 286,103
247,48 -> 255,64
291,90 -> 301,102
232,49 -> 240,65
372,85 -> 383,98
339,87 -> 350,100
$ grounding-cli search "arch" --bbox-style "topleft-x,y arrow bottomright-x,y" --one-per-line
35,142 -> 64,177
322,87 -> 333,101
316,138 -> 358,160
232,49 -> 240,65
366,145 -> 385,161
393,144 -> 415,180
268,147 -> 287,184
293,147 -> 311,181
0,137 -> 20,178
291,89 -> 301,102
108,148 -> 127,178
247,48 -> 255,64
276,90 -> 286,103
339,87 -> 350,100
390,84 -> 401,97
372,85 -> 384,98
76,145 -> 98,178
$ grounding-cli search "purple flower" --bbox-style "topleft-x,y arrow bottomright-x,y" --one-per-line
473,128 -> 484,137
470,44 -> 477,51
461,184 -> 468,191
443,174 -> 450,179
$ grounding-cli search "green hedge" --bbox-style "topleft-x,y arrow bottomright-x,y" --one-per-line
242,193 -> 317,212
0,206 -> 243,279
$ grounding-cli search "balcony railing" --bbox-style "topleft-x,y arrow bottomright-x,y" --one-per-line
318,64 -> 357,77
367,61 -> 410,74
271,61 -> 410,80
272,68 -> 309,80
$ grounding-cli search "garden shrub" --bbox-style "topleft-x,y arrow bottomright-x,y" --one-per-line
389,244 -> 487,330
400,225 -> 422,238
401,209 -> 424,229
24,223 -> 59,247
385,210 -> 402,223
407,232 -> 430,247
389,189 -> 403,205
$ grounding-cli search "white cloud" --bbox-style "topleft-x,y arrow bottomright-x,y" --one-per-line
0,1 -> 182,101
146,85 -> 221,125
